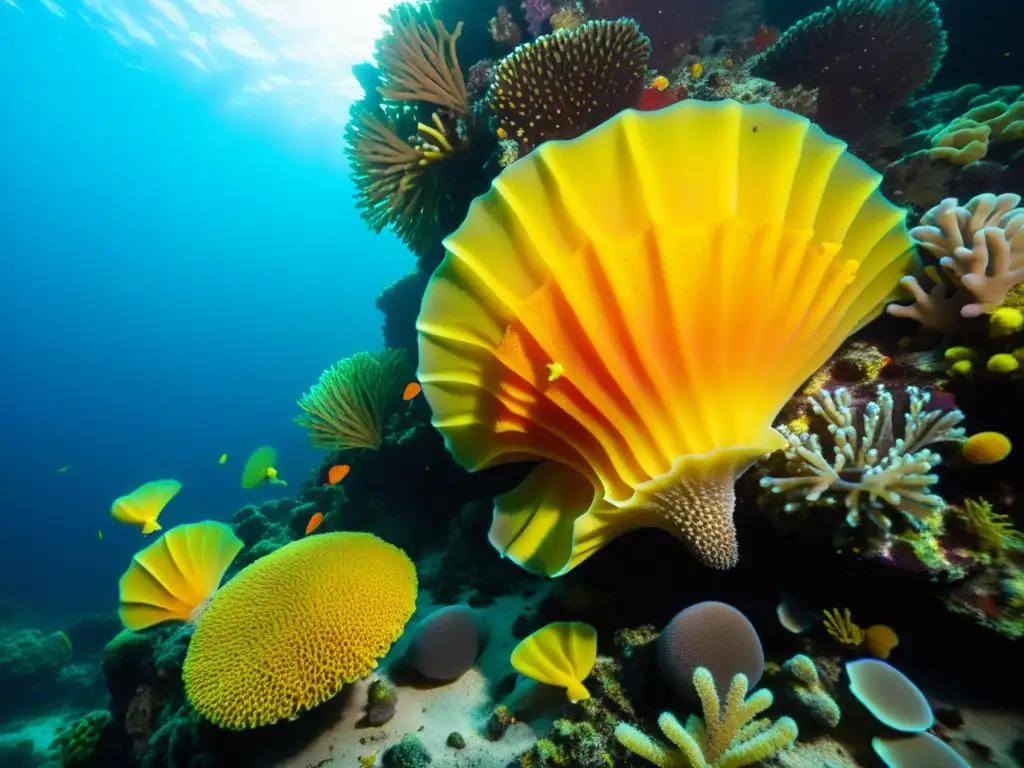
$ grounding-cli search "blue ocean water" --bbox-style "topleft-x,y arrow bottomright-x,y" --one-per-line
0,6 -> 408,625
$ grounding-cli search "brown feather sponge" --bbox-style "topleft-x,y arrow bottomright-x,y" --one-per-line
750,0 -> 947,140
489,19 -> 650,163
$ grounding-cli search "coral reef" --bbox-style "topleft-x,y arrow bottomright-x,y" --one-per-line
583,0 -> 720,73
0,628 -> 73,716
750,0 -> 946,140
882,86 -> 1024,211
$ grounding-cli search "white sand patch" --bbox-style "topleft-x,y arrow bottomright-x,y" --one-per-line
273,587 -> 556,767
0,711 -> 76,753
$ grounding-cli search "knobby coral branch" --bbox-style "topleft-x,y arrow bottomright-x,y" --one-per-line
760,385 -> 965,532
887,193 -> 1024,331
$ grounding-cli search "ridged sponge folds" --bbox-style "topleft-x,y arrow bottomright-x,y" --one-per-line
416,99 -> 913,577
182,532 -> 417,729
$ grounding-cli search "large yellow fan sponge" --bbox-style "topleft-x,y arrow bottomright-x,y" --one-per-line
511,621 -> 597,703
416,99 -> 913,576
118,521 -> 243,630
182,532 -> 418,730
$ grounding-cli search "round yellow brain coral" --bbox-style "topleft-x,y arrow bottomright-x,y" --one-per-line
182,532 -> 417,730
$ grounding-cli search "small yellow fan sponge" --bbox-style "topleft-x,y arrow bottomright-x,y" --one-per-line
110,479 -> 182,535
182,532 -> 417,729
416,99 -> 913,576
118,521 -> 243,630
241,446 -> 282,489
511,621 -> 597,703
962,431 -> 1012,465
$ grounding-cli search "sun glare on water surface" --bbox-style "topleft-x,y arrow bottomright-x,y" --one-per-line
5,0 -> 405,122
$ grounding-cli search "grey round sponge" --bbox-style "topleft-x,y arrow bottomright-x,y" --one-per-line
407,605 -> 483,681
657,601 -> 764,701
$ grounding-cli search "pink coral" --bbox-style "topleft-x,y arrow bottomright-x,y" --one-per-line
522,0 -> 554,37
888,194 -> 1024,331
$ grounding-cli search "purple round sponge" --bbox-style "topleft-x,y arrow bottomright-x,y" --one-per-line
657,601 -> 764,701
407,605 -> 483,681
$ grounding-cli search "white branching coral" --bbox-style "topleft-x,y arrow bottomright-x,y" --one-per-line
887,193 -> 1024,332
760,385 -> 965,532
615,668 -> 798,768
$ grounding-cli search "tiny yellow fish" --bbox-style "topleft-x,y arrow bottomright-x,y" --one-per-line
98,530 -> 104,541
218,453 -> 228,465
651,74 -> 670,91
546,361 -> 565,382
690,62 -> 704,78
57,466 -> 71,473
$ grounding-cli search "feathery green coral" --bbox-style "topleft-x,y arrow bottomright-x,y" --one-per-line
760,385 -> 964,533
962,498 -> 1024,559
294,349 -> 407,451
614,668 -> 797,767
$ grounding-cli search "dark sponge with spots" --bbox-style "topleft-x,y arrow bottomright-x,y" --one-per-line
407,605 -> 484,681
657,601 -> 764,702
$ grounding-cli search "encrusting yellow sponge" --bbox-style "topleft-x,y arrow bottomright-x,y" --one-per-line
118,521 -> 243,630
416,99 -> 913,576
511,621 -> 597,703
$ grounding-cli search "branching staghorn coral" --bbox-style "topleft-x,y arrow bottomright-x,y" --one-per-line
887,194 -> 1024,332
295,349 -> 408,451
375,4 -> 468,116
760,385 -> 965,533
615,668 -> 797,767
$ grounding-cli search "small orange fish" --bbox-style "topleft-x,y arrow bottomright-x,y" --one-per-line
651,75 -> 670,91
403,382 -> 422,400
305,511 -> 324,535
327,464 -> 350,485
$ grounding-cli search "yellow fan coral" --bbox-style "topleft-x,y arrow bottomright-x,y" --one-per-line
510,621 -> 597,702
295,349 -> 408,451
416,99 -> 913,576
182,532 -> 417,729
118,521 -> 243,630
